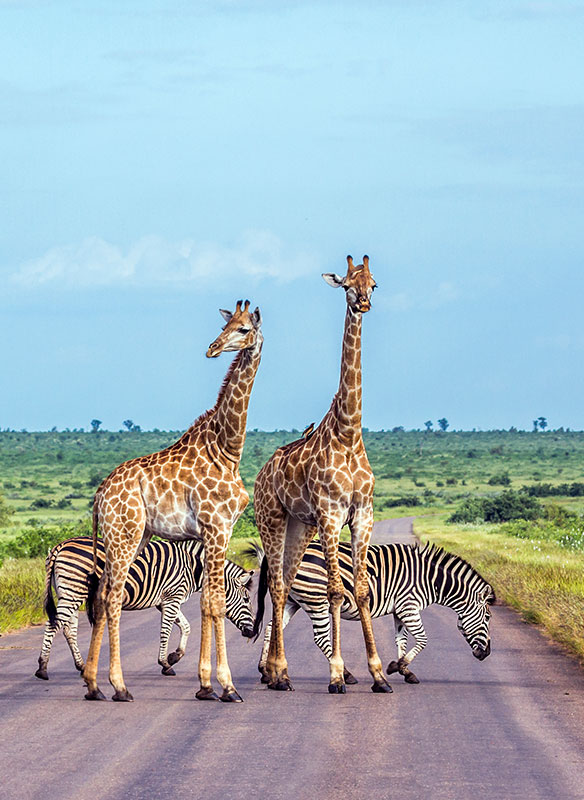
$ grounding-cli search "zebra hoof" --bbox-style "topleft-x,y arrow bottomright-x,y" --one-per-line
328,682 -> 346,694
161,666 -> 176,676
35,668 -> 49,681
220,689 -> 243,703
268,678 -> 294,691
386,660 -> 400,675
344,670 -> 359,685
112,689 -> 134,702
167,650 -> 183,666
75,662 -> 85,673
195,687 -> 220,701
404,672 -> 420,684
84,688 -> 107,701
371,680 -> 393,694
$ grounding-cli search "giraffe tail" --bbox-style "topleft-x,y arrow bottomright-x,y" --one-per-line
252,551 -> 269,642
43,546 -> 59,628
86,501 -> 100,626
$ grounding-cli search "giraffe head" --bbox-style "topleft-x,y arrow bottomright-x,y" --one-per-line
322,255 -> 377,313
206,299 -> 262,358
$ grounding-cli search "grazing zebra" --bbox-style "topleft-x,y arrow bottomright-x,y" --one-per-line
35,536 -> 255,681
254,539 -> 494,684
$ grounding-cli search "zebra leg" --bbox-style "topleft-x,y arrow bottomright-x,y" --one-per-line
158,600 -> 182,676
350,509 -> 392,694
392,610 -> 427,684
36,620 -> 58,680
167,608 -> 190,667
387,614 -> 412,678
307,604 -> 359,685
62,607 -> 85,672
258,600 -> 300,683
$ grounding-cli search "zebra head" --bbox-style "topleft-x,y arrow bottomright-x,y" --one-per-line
456,584 -> 495,661
225,561 -> 255,638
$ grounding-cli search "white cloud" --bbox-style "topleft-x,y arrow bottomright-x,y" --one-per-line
11,230 -> 315,289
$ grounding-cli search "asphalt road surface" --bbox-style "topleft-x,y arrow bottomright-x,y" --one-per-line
2,518 -> 584,800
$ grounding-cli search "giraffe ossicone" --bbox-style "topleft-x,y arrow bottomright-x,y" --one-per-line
82,299 -> 263,703
253,255 -> 391,694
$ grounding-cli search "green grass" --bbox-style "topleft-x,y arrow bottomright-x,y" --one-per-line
0,557 -> 46,634
415,513 -> 584,664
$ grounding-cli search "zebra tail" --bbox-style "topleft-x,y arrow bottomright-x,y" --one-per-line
252,552 -> 269,642
44,547 -> 59,627
86,500 -> 100,626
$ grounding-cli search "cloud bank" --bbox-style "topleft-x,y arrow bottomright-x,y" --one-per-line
11,230 -> 316,289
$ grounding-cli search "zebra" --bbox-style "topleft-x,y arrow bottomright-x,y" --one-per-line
35,536 -> 255,681
253,539 -> 494,685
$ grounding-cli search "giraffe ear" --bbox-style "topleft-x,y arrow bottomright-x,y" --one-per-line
322,273 -> 345,288
251,306 -> 262,328
219,309 -> 233,323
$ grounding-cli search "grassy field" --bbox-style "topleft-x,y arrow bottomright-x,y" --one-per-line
415,512 -> 584,664
1,429 -> 583,639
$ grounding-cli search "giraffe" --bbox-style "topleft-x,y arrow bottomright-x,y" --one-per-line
82,299 -> 263,703
253,255 -> 392,694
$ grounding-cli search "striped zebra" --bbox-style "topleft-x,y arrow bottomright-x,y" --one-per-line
254,539 -> 494,685
35,536 -> 255,681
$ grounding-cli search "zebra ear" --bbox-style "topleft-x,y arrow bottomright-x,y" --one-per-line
483,585 -> 496,604
240,570 -> 254,586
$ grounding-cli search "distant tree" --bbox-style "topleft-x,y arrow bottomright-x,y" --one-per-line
50,426 -> 58,432
392,426 -> 404,433
123,419 -> 134,431
131,424 -> 141,432
437,418 -> 449,432
538,417 -> 548,431
90,419 -> 102,433
532,419 -> 539,432
424,420 -> 433,432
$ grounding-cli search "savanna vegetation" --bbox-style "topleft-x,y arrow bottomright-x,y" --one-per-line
1,428 -> 583,644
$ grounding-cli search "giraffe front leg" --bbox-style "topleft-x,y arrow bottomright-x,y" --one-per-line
196,572 -> 219,701
258,601 -> 300,683
318,519 -> 347,694
351,511 -> 392,694
83,574 -> 108,701
106,576 -> 134,702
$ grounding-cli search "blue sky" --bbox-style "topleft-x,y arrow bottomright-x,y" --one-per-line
1,0 -> 583,432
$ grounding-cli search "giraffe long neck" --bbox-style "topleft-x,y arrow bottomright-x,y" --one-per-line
212,335 -> 263,464
333,306 -> 363,446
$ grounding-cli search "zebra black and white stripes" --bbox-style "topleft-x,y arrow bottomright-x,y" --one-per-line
255,539 -> 494,684
36,536 -> 255,680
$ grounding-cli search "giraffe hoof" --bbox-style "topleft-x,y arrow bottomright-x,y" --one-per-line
220,689 -> 243,703
161,666 -> 176,676
404,672 -> 420,684
344,670 -> 358,685
35,668 -> 49,681
268,679 -> 294,691
85,688 -> 107,701
112,689 -> 134,702
328,682 -> 346,694
371,680 -> 393,694
386,661 -> 400,675
195,687 -> 220,701
260,674 -> 270,684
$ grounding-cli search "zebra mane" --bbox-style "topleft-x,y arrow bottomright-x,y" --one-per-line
418,541 -> 493,598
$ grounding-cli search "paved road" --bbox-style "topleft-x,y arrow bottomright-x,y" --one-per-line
1,518 -> 584,800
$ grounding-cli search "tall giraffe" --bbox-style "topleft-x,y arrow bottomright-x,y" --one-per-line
82,300 -> 262,703
253,256 -> 391,694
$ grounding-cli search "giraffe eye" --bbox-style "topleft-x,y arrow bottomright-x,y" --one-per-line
239,327 -> 250,334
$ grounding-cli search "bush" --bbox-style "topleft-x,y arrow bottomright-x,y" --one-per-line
0,519 -> 92,561
521,482 -> 584,497
488,472 -> 511,486
382,495 -> 421,508
448,490 -> 542,524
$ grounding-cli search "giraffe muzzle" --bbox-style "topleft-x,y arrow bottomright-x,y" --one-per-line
206,343 -> 221,358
